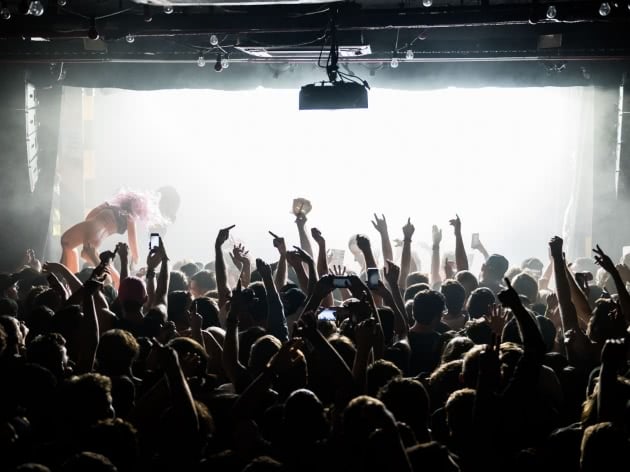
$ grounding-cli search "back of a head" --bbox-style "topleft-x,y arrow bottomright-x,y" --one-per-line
60,373 -> 114,430
407,441 -> 460,472
15,464 -> 52,472
117,277 -> 147,312
412,290 -> 446,326
581,422 -> 629,472
83,418 -> 138,472
367,359 -> 402,397
168,337 -> 209,376
461,345 -> 487,387
405,283 -> 431,302
62,452 -> 117,472
194,297 -> 220,329
377,377 -> 430,435
284,389 -> 327,440
512,272 -> 538,304
168,270 -> 188,293
167,290 -> 191,325
242,456 -> 283,472
190,270 -> 217,294
521,257 -> 544,277
248,334 -> 281,376
429,360 -> 464,410
329,335 -> 357,368
180,262 -> 199,279
445,388 -> 476,437
96,329 -> 139,376
466,287 -> 496,319
0,297 -> 19,316
455,270 -> 478,294
27,333 -> 67,377
342,395 -> 393,446
406,272 -> 430,287
484,254 -> 509,281
441,336 -> 475,363
280,287 -> 306,316
441,280 -> 466,314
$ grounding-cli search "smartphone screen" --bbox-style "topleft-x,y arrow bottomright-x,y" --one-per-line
367,268 -> 379,289
332,276 -> 351,288
149,233 -> 160,250
317,308 -> 337,322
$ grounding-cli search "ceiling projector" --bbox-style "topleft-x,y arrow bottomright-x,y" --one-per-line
299,81 -> 368,110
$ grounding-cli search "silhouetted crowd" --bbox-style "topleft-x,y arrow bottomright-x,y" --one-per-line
1,212 -> 629,472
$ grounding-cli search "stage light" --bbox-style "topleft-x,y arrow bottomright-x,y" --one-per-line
405,49 -> 414,60
214,54 -> 223,72
390,57 -> 399,68
164,5 -> 173,14
88,17 -> 99,40
1,2 -> 10,19
57,0 -> 66,6
125,33 -> 135,43
197,53 -> 206,67
546,5 -> 557,19
422,0 -> 432,7
27,0 -> 44,16
210,34 -> 219,46
221,56 -> 230,70
143,5 -> 152,22
599,2 -> 611,15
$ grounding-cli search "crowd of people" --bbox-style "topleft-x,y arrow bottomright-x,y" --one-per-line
1,201 -> 629,472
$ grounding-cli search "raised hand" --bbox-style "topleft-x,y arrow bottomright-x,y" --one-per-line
116,242 -> 130,260
383,260 -> 401,287
147,248 -> 162,271
549,236 -> 564,259
229,243 -> 249,268
449,214 -> 462,234
593,244 -> 616,274
600,338 -> 627,368
497,277 -> 522,309
293,310 -> 318,340
486,304 -> 508,338
286,250 -> 301,268
269,231 -> 287,255
295,212 -> 307,227
546,292 -> 558,312
255,258 -> 273,280
215,225 -> 236,248
311,227 -> 324,244
329,265 -> 347,276
471,234 -> 483,251
187,305 -> 203,332
355,234 -> 371,253
402,218 -> 415,241
444,258 -> 455,280
267,339 -> 304,375
371,213 -> 389,235
432,225 -> 442,246
292,245 -> 314,265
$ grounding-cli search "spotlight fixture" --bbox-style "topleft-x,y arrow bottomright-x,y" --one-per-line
390,57 -> 399,68
197,53 -> 206,67
57,0 -> 66,6
221,56 -> 230,70
209,34 -> 219,46
26,0 -> 44,16
88,17 -> 99,40
214,54 -> 223,72
405,49 -> 414,60
125,33 -> 135,43
422,0 -> 432,7
143,5 -> 152,22
546,5 -> 557,19
599,1 -> 611,15
163,5 -> 173,14
1,2 -> 10,19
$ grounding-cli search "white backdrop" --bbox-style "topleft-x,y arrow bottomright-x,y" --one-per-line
86,86 -> 581,273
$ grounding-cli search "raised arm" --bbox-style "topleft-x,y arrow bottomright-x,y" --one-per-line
399,218 -> 415,291
352,318 -> 379,393
356,235 -> 378,270
431,225 -> 442,287
593,245 -> 630,325
76,277 -> 102,374
471,233 -> 490,261
293,246 -> 317,300
311,227 -> 334,307
229,243 -> 251,287
286,250 -> 309,293
154,238 -> 169,309
372,213 -> 393,265
221,282 -> 250,392
295,213 -> 314,258
597,338 -> 627,422
550,237 -> 580,332
116,242 -> 130,282
449,214 -> 469,271
382,260 -> 409,339
42,261 -> 83,293
215,225 -> 235,308
256,258 -> 289,343
126,218 -> 139,266
269,232 -> 288,289
564,262 -> 591,329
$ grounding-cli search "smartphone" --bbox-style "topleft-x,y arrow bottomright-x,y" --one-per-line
332,275 -> 352,288
366,267 -> 379,289
471,233 -> 480,248
318,308 -> 337,322
149,233 -> 160,251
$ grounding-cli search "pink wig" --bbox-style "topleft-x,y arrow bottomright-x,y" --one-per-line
109,189 -> 164,226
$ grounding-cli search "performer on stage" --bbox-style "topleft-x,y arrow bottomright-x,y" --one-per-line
60,187 -> 180,273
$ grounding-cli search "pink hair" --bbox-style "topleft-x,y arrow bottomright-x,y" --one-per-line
109,189 -> 164,226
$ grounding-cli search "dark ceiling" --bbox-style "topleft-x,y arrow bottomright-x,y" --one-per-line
1,0 -> 630,64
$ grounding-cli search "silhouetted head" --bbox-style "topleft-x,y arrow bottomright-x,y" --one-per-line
412,290 -> 446,326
